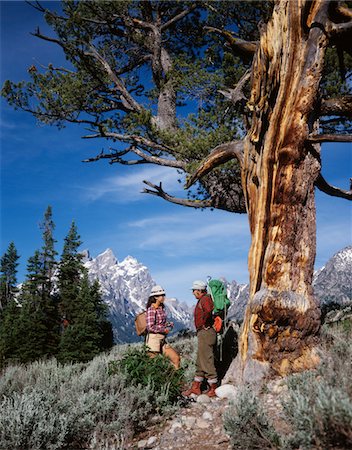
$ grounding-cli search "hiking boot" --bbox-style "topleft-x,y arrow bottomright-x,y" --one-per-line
206,383 -> 217,398
182,381 -> 201,396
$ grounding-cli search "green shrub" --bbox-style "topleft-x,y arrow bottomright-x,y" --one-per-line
109,345 -> 184,407
283,370 -> 352,449
0,344 -> 172,449
223,386 -> 282,450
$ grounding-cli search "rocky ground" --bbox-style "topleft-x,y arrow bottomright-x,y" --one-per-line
126,379 -> 288,450
127,393 -> 231,450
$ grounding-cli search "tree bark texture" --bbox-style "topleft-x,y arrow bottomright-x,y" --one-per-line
225,0 -> 328,384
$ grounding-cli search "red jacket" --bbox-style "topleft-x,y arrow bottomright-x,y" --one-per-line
194,293 -> 214,331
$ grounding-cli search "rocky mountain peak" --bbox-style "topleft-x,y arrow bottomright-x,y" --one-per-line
84,246 -> 351,343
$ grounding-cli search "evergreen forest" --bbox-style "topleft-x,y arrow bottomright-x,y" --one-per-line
0,206 -> 113,368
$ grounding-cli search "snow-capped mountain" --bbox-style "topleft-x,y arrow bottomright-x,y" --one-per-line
84,246 -> 351,343
82,249 -> 192,343
313,245 -> 352,310
223,246 -> 352,322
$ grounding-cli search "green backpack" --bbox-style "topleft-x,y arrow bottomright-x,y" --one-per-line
207,279 -> 231,316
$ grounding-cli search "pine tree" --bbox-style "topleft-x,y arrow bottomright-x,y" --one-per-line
0,298 -> 22,367
58,222 -> 113,363
39,206 -> 60,356
90,279 -> 114,351
16,251 -> 51,362
6,207 -> 60,363
0,242 -> 20,311
57,221 -> 83,323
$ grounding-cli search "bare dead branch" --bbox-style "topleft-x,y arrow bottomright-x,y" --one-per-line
81,131 -> 173,153
185,140 -> 244,189
82,148 -> 130,163
161,3 -> 198,31
315,173 -> 352,200
31,29 -> 63,47
219,70 -> 251,105
307,134 -> 352,143
320,96 -> 352,117
142,180 -> 212,208
329,20 -> 352,36
204,26 -> 257,57
335,4 -> 352,20
129,146 -> 185,169
86,45 -> 143,113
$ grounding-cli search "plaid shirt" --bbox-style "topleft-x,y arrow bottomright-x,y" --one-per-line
146,306 -> 168,334
194,293 -> 214,331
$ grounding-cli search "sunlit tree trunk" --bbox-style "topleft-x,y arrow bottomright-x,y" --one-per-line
225,0 -> 328,383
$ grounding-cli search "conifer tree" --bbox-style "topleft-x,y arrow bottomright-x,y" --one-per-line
90,279 -> 114,351
58,222 -> 113,363
4,207 -> 61,363
58,221 -> 83,323
0,242 -> 20,311
0,298 -> 22,367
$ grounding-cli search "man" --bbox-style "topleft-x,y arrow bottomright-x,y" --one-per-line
183,280 -> 218,397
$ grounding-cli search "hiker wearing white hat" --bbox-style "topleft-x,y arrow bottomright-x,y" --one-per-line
145,285 -> 180,369
183,280 -> 218,398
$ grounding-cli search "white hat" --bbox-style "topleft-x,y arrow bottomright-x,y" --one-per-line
150,285 -> 166,296
191,280 -> 207,290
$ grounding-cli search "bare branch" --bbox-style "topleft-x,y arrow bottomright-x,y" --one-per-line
142,180 -> 212,209
82,131 -> 173,152
307,134 -> 352,143
335,4 -> 352,20
219,70 -> 251,105
204,26 -> 257,58
129,146 -> 185,169
329,20 -> 352,36
31,29 -> 63,47
185,140 -> 244,189
320,96 -> 352,117
82,148 -> 130,163
86,44 -> 143,113
315,174 -> 352,200
161,3 -> 198,31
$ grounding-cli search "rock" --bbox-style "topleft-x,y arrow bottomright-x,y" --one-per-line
137,439 -> 148,448
147,436 -> 158,447
183,416 -> 196,428
202,411 -> 213,420
197,394 -> 211,404
215,384 -> 237,401
196,418 -> 209,429
169,420 -> 182,433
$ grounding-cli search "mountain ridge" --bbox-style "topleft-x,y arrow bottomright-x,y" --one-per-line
84,246 -> 352,343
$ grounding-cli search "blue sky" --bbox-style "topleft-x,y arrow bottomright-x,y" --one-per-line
1,1 -> 351,304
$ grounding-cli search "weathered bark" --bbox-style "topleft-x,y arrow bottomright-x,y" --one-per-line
224,0 -> 328,385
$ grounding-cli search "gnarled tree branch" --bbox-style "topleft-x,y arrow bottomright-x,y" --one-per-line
204,26 -> 257,59
315,173 -> 352,200
185,140 -> 244,189
82,131 -> 172,152
219,69 -> 251,106
320,96 -> 352,117
142,180 -> 212,209
86,44 -> 143,113
307,133 -> 352,143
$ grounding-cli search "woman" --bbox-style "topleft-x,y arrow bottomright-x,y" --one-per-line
145,285 -> 180,369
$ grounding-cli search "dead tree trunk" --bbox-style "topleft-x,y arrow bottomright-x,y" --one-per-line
224,0 -> 328,384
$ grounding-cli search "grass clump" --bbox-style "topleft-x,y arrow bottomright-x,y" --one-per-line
223,386 -> 282,450
0,343 -> 183,450
282,323 -> 352,449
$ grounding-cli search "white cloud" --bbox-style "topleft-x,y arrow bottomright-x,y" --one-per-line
128,210 -> 250,256
79,165 -> 184,203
